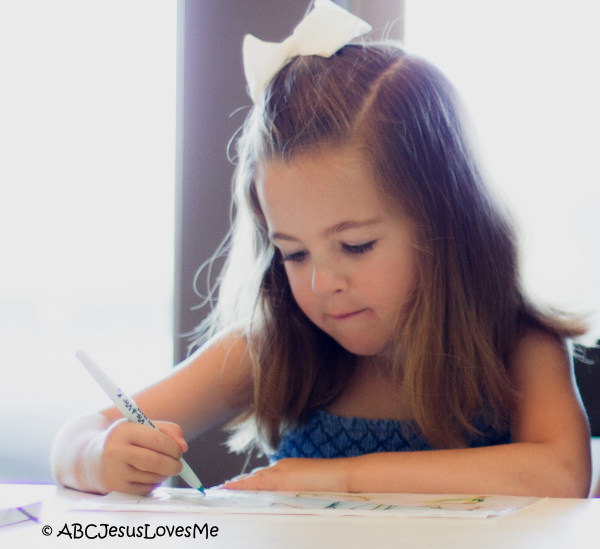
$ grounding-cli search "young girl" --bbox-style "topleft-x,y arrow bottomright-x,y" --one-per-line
51,0 -> 591,498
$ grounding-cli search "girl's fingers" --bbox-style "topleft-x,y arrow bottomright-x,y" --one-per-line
110,420 -> 185,461
224,466 -> 279,490
227,466 -> 267,483
122,483 -> 160,497
100,448 -> 177,494
124,444 -> 183,477
154,421 -> 189,453
222,458 -> 348,492
119,476 -> 167,497
125,464 -> 171,486
99,420 -> 187,493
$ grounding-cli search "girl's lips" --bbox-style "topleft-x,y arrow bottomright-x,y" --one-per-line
329,308 -> 368,320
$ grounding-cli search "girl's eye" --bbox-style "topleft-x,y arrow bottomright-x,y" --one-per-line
342,240 -> 377,255
282,250 -> 308,263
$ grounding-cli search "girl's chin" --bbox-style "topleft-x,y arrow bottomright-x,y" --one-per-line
335,338 -> 389,357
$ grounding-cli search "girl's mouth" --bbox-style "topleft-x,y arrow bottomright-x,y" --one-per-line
329,308 -> 368,320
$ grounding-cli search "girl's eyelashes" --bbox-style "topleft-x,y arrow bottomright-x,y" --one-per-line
280,240 -> 378,263
342,240 -> 377,255
281,250 -> 308,263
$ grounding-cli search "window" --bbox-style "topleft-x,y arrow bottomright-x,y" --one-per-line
0,0 -> 176,482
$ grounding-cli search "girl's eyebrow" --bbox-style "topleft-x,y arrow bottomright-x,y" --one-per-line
270,217 -> 383,242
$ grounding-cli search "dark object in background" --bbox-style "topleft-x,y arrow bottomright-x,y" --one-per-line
574,341 -> 600,437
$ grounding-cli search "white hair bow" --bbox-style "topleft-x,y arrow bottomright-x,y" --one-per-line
243,0 -> 372,103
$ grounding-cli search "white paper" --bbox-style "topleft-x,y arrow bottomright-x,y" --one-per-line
0,484 -> 54,527
69,487 -> 543,519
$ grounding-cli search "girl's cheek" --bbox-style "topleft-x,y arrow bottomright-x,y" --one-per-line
285,266 -> 308,295
287,276 -> 315,316
289,283 -> 310,310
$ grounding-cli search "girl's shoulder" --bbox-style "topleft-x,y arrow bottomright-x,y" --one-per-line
188,328 -> 254,379
509,329 -> 571,375
507,328 -> 574,391
166,328 -> 255,413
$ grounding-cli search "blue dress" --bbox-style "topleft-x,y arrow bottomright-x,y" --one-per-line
270,409 -> 510,461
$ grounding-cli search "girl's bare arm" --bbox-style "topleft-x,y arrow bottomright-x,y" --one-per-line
51,333 -> 252,495
226,331 -> 591,497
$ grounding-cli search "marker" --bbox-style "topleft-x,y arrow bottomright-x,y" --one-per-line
75,350 -> 205,494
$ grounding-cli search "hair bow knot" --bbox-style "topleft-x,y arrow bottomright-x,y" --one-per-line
243,0 -> 372,103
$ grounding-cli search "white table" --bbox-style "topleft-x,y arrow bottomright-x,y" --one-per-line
1,485 -> 599,548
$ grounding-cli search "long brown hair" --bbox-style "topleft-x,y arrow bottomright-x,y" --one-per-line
195,42 -> 584,453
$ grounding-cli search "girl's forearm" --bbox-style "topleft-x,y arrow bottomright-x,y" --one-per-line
345,443 -> 591,498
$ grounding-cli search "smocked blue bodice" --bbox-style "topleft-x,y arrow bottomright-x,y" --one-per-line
271,409 -> 510,461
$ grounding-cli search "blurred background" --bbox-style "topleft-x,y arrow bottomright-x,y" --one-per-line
1,0 -> 598,489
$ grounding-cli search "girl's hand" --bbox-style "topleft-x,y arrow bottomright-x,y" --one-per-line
223,458 -> 350,492
92,419 -> 188,496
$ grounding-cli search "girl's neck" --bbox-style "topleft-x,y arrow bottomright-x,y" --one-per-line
325,354 -> 413,421
356,353 -> 394,374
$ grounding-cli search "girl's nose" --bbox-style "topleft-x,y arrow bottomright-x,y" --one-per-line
311,260 -> 346,295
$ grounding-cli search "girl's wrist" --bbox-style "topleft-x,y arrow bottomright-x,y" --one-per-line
339,456 -> 363,493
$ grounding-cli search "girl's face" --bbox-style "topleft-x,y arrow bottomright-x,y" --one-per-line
257,148 -> 418,356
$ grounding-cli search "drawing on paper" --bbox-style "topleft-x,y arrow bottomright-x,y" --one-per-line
70,488 -> 542,518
